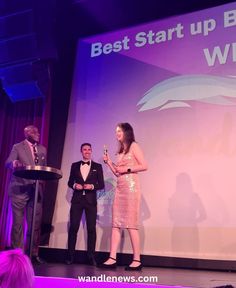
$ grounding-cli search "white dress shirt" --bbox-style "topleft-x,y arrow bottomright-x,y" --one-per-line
80,161 -> 91,181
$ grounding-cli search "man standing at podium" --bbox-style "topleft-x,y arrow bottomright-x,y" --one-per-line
5,125 -> 47,264
66,143 -> 104,265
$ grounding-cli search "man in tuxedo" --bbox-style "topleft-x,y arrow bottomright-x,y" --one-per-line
5,125 -> 47,264
66,143 -> 104,265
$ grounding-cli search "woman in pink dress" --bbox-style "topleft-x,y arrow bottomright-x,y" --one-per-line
101,122 -> 147,270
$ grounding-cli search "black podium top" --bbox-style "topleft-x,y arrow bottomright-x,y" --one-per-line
13,165 -> 63,180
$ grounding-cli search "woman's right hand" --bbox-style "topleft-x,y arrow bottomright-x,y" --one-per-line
103,154 -> 109,164
103,153 -> 112,165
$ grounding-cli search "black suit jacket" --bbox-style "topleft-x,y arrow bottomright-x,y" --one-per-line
68,160 -> 104,205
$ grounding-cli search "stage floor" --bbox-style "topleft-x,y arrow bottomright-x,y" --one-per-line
33,262 -> 236,288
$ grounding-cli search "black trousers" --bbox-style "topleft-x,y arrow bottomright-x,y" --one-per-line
67,195 -> 97,259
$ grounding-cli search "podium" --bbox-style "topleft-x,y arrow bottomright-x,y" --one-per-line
13,165 -> 62,258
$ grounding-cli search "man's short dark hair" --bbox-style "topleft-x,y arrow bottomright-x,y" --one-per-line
80,143 -> 92,151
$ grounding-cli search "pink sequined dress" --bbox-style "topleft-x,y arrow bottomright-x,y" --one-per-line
112,142 -> 146,229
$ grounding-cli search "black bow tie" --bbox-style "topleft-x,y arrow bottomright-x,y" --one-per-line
81,161 -> 90,166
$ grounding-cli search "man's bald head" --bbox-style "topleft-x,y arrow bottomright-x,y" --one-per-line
24,125 -> 40,144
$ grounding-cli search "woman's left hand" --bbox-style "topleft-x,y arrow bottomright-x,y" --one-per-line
115,166 -> 127,174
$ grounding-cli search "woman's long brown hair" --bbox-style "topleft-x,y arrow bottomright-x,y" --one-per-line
117,122 -> 135,154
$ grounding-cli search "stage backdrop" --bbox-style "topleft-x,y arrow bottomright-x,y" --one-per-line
50,2 -> 236,260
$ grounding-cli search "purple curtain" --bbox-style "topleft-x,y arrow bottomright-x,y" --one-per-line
0,91 -> 48,250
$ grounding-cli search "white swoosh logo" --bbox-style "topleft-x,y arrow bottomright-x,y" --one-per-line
138,75 -> 236,111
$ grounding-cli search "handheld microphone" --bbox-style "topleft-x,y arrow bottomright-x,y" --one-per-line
103,145 -> 108,163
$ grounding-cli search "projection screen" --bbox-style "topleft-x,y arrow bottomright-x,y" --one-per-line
50,2 -> 236,260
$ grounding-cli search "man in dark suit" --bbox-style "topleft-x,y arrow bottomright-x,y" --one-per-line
5,125 -> 47,264
66,143 -> 104,265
